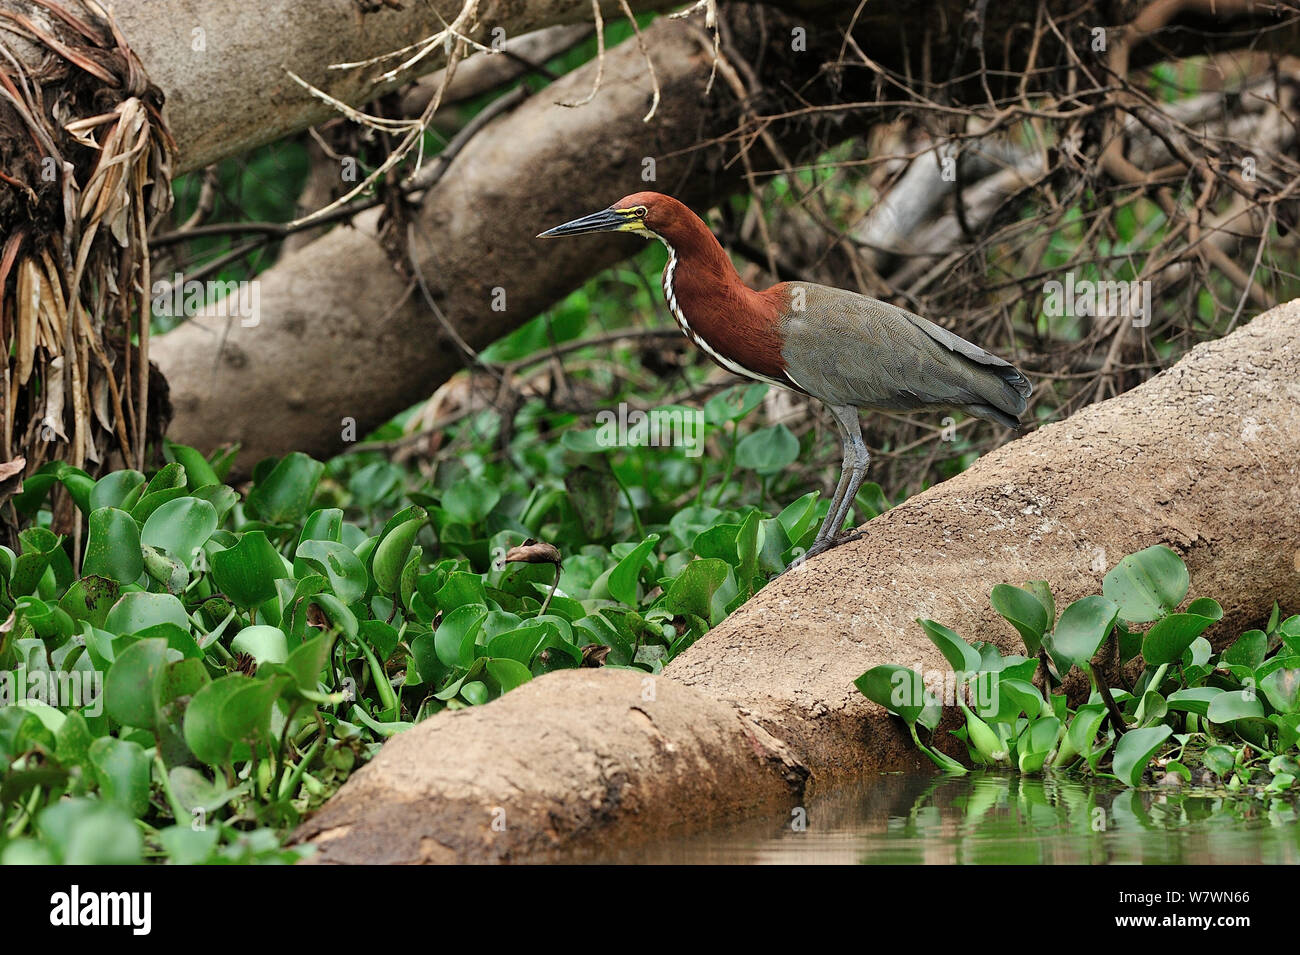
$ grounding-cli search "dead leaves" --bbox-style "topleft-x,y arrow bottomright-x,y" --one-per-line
0,3 -> 174,475
503,539 -> 562,566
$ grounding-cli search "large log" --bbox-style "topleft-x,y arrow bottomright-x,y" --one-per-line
291,301 -> 1300,863
79,0 -> 676,172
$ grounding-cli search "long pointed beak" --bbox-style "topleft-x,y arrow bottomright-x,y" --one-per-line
537,207 -> 627,238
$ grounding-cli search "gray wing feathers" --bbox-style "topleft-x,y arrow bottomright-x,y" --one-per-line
779,285 -> 1031,426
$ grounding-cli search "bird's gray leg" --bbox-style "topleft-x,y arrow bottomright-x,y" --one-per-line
820,405 -> 869,551
809,408 -> 853,550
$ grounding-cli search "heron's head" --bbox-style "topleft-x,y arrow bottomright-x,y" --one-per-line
537,191 -> 689,243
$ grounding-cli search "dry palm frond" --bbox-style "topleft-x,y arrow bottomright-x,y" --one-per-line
0,0 -> 174,506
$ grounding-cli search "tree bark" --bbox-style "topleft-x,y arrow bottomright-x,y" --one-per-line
96,0 -> 676,173
291,300 -> 1300,863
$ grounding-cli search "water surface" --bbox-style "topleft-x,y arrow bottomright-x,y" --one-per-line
598,772 -> 1300,864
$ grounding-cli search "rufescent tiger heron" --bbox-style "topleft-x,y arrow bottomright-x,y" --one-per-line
539,192 -> 1032,562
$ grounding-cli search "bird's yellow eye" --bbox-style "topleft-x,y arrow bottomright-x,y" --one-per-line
633,206 -> 647,218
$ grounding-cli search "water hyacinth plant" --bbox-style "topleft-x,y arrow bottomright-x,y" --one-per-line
856,545 -> 1300,790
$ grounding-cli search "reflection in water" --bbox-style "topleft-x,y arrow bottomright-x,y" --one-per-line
594,773 -> 1300,864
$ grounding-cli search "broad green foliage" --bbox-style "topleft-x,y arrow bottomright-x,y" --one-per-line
0,384 -> 897,863
858,545 -> 1300,792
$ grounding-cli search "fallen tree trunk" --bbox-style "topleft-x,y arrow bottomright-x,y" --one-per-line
292,301 -> 1300,863
89,0 -> 675,172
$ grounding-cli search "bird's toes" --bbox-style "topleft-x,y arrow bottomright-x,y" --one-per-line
775,532 -> 866,578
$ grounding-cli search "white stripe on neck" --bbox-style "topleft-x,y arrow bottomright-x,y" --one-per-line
657,235 -> 800,392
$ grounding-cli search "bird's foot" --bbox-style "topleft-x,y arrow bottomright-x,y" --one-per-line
779,530 -> 866,576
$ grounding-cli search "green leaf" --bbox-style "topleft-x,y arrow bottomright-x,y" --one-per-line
130,462 -> 191,523
607,533 -> 659,606
485,620 -> 552,664
560,428 -> 608,454
192,484 -> 239,523
428,571 -> 482,613
88,737 -> 151,817
407,629 -> 447,687
853,482 -> 889,520
298,593 -> 357,642
435,605 -> 487,668
1223,630 -> 1268,670
89,470 -> 145,512
999,678 -> 1047,719
165,441 -> 221,490
1260,667 -> 1300,715
141,544 -> 189,594
773,493 -> 817,547
246,452 -> 325,523
1142,606 -> 1220,665
1102,545 -> 1188,623
372,506 -> 428,593
1281,616 -> 1300,655
218,676 -> 287,745
704,383 -> 767,424
103,637 -> 168,729
161,657 -> 210,705
854,665 -> 927,724
1182,636 -> 1212,667
284,629 -> 338,693
916,619 -> 982,674
211,531 -> 290,609
1166,687 -> 1223,717
296,540 -> 369,605
441,478 -> 501,527
231,625 -> 290,667
663,558 -> 733,625
1017,717 -> 1062,774
691,524 -> 739,563
735,511 -> 761,593
1202,745 -> 1236,777
434,658 -> 486,701
1136,689 -> 1167,727
990,584 -> 1049,654
185,676 -> 250,765
54,712 -> 94,768
10,527 -> 62,596
1066,704 -> 1109,759
1049,596 -> 1119,670
82,508 -> 143,584
158,825 -> 220,865
735,424 -> 799,474
37,799 -> 142,864
141,497 -> 218,569
1207,690 -> 1266,724
485,658 -> 533,693
105,591 -> 190,634
57,576 -> 120,630
293,508 -> 344,576
1112,725 -> 1173,786
1025,580 -> 1056,626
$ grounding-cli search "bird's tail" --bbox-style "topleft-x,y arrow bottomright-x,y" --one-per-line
962,364 -> 1032,431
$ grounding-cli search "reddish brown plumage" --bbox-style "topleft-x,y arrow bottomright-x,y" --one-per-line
614,192 -> 792,386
